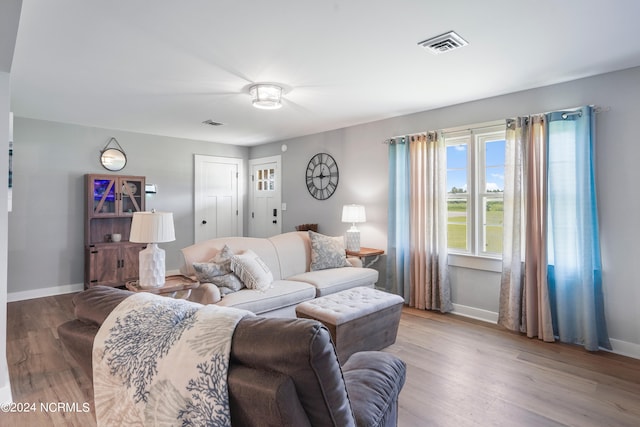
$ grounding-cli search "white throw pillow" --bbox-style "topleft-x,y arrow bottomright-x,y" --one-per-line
231,250 -> 273,291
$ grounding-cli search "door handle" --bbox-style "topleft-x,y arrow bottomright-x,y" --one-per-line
202,220 -> 207,225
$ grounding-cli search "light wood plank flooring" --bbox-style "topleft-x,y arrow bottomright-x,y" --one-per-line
6,294 -> 640,426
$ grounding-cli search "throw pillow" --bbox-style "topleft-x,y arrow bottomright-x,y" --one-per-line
309,230 -> 350,271
209,244 -> 235,273
210,273 -> 245,295
192,245 -> 244,294
230,250 -> 273,291
192,262 -> 226,282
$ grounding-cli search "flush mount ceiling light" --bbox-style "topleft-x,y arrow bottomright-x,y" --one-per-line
249,84 -> 283,110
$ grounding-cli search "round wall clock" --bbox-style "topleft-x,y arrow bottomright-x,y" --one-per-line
305,152 -> 339,200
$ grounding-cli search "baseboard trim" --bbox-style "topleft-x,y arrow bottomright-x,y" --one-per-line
451,304 -> 640,360
607,338 -> 640,360
7,283 -> 84,302
451,303 -> 499,324
8,273 -> 182,302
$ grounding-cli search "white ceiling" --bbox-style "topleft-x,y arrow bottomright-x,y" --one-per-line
10,0 -> 640,146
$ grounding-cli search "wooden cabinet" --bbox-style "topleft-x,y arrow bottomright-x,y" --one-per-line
85,243 -> 143,287
87,175 -> 145,218
85,174 -> 146,288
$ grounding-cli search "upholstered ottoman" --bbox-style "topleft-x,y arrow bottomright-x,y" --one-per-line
295,286 -> 404,363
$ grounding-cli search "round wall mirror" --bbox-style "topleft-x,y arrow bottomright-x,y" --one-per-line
100,148 -> 127,171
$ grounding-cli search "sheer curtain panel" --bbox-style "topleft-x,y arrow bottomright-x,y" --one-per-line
387,133 -> 452,312
499,116 -> 554,341
386,138 -> 411,302
546,106 -> 610,351
409,133 -> 452,312
499,106 -> 610,351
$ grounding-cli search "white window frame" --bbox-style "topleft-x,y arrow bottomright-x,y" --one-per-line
445,133 -> 472,255
445,122 -> 505,271
476,129 -> 506,257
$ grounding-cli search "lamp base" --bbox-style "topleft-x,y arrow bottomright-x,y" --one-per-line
345,228 -> 361,252
138,243 -> 165,289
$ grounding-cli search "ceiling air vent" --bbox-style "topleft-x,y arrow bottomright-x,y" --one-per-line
418,31 -> 468,55
202,119 -> 224,126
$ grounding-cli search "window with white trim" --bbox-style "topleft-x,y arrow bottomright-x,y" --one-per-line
445,124 -> 506,258
255,168 -> 275,192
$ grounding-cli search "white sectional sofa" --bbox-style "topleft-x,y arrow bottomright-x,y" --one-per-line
179,231 -> 379,317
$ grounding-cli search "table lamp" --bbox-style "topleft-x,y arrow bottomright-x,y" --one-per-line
129,210 -> 175,288
342,204 -> 366,252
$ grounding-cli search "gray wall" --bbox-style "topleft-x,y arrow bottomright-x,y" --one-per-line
250,66 -> 640,354
8,118 -> 248,294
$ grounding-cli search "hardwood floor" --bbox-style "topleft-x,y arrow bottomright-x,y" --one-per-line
391,308 -> 640,427
6,294 -> 640,426
6,293 -> 95,427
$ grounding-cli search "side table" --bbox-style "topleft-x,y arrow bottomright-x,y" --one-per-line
346,247 -> 384,268
126,274 -> 199,299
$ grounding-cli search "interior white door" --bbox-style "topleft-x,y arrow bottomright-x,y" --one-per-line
194,155 -> 243,242
249,156 -> 282,238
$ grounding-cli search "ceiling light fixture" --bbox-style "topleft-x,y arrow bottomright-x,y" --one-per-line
249,84 -> 283,110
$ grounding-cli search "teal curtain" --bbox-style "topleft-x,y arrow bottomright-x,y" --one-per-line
386,138 -> 410,302
546,106 -> 611,351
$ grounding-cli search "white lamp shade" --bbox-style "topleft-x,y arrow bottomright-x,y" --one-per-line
342,205 -> 366,223
129,211 -> 175,243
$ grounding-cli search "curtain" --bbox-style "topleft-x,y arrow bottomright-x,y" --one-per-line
387,132 -> 452,312
546,106 -> 611,351
499,116 -> 554,341
408,133 -> 452,312
386,138 -> 411,302
499,106 -> 610,351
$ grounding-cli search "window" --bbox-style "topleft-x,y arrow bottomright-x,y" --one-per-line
256,168 -> 275,191
445,124 -> 505,258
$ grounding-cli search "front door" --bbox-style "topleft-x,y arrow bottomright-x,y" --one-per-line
194,155 -> 243,242
249,156 -> 282,238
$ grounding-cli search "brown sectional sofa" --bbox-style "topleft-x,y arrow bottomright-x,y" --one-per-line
58,286 -> 407,426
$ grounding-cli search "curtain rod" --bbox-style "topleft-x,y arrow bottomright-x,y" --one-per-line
382,105 -> 609,144
383,131 -> 439,145
383,122 -> 500,144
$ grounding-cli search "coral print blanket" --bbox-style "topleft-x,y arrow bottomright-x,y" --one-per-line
92,292 -> 252,426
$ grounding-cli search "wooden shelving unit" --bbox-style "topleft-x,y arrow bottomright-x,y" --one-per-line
84,174 -> 146,288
